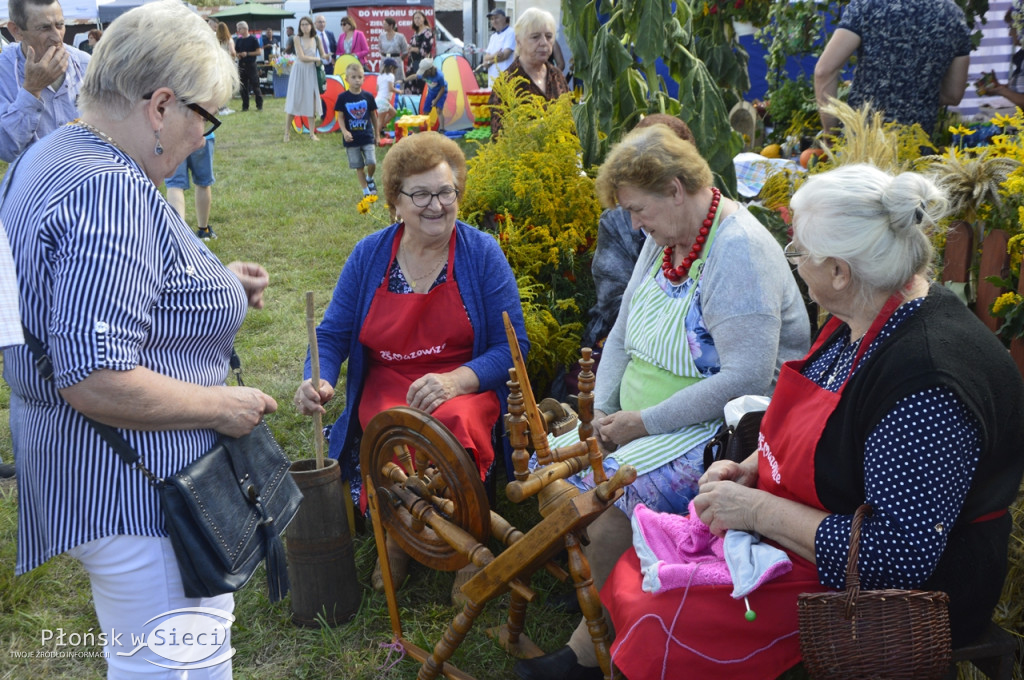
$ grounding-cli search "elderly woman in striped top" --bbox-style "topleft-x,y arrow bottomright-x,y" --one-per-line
515,124 -> 810,680
0,1 -> 272,676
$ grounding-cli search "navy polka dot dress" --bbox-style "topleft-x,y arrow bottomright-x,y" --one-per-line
803,299 -> 981,589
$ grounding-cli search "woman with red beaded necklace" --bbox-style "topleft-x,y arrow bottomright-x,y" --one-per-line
515,124 -> 811,680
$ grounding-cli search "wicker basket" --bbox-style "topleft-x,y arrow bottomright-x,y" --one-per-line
797,504 -> 952,680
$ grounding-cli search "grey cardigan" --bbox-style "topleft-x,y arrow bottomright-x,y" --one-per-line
595,207 -> 810,434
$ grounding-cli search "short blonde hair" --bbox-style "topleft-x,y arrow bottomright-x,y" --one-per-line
79,0 -> 238,119
346,61 -> 364,77
381,132 -> 467,209
595,124 -> 712,208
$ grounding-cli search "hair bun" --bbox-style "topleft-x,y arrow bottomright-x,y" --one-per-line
882,173 -> 947,234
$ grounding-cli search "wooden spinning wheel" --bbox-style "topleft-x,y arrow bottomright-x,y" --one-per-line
361,406 -> 489,572
361,314 -> 635,680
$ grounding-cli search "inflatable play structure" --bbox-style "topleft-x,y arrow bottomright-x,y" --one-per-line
293,53 -> 476,135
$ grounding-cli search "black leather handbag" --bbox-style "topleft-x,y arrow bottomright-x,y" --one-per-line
22,329 -> 302,602
702,410 -> 766,471
158,419 -> 302,600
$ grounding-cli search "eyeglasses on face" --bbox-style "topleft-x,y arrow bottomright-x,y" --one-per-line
400,187 -> 460,207
142,91 -> 222,137
783,241 -> 807,264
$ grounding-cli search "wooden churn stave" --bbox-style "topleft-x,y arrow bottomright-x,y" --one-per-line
287,457 -> 361,627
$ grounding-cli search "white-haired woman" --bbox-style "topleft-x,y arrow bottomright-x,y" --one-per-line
0,1 -> 274,676
583,165 -> 1024,680
489,7 -> 569,135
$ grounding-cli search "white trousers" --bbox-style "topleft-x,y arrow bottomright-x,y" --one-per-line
68,535 -> 234,680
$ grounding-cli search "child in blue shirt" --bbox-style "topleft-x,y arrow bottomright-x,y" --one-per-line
337,62 -> 379,196
416,57 -> 448,132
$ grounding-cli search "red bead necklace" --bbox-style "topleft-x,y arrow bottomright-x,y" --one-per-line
662,187 -> 721,283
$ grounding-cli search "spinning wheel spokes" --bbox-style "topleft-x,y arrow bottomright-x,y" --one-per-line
361,407 -> 490,572
393,443 -> 414,476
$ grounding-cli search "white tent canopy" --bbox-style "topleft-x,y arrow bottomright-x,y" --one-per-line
0,0 -> 98,23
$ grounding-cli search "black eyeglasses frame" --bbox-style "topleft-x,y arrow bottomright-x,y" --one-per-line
142,91 -> 222,137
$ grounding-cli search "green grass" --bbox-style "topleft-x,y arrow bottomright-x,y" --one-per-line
0,95 -> 581,680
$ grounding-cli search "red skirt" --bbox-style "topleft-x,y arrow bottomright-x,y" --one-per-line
602,549 -> 826,680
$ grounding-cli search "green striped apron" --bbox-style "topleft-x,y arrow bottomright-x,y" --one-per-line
550,219 -> 724,476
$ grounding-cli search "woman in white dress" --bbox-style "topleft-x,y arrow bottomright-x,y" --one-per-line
285,16 -> 324,142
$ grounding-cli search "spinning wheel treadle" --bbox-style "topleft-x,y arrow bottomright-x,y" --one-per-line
361,406 -> 490,572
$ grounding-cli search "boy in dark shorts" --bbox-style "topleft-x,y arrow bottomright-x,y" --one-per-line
337,62 -> 379,196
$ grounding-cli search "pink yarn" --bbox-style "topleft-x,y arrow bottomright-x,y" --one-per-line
632,502 -> 732,591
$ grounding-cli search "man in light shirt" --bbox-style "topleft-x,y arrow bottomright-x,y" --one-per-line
0,0 -> 89,162
481,8 -> 515,87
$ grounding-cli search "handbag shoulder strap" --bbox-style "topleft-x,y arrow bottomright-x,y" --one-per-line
20,322 -> 242,484
21,323 -> 147,474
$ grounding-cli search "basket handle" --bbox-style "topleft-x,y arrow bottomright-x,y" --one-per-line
842,503 -> 873,618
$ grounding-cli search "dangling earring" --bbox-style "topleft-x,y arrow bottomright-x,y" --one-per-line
153,130 -> 164,156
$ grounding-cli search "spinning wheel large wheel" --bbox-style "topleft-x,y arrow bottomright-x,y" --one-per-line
361,407 -> 491,572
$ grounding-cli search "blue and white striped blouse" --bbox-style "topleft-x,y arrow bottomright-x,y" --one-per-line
1,125 -> 248,574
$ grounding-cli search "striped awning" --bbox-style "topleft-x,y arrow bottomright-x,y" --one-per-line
953,0 -> 1017,120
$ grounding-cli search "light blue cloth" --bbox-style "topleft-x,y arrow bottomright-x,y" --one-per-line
733,152 -> 802,198
0,43 -> 90,162
723,529 -> 792,598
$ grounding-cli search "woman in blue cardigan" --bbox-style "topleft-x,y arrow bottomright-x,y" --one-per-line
294,132 -> 528,605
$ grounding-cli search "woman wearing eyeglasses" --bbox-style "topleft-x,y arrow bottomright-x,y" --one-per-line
0,1 -> 273,675
294,132 -> 528,607
595,164 -> 1024,680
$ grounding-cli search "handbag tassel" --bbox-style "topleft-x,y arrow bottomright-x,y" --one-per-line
262,524 -> 290,603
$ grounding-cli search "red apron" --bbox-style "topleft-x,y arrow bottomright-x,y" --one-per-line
755,294 -> 902,507
602,297 -> 904,680
357,227 -> 499,482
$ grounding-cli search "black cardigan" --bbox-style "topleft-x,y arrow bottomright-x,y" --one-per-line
812,284 -> 1024,646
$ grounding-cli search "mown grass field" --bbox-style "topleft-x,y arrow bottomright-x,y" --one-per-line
0,95 -> 576,680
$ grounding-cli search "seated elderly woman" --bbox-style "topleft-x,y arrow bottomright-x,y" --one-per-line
489,7 -> 569,135
1,1 -> 273,675
294,132 -> 528,606
599,164 -> 1024,679
514,124 -> 810,680
584,114 -> 696,353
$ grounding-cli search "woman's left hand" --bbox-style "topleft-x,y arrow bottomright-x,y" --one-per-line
407,372 -> 460,414
595,410 -> 648,448
227,261 -> 269,309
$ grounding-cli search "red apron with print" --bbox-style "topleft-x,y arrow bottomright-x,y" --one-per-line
755,294 -> 901,506
602,297 -> 903,680
357,227 -> 499,483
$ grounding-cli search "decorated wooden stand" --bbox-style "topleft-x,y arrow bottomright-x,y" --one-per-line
360,313 -> 636,680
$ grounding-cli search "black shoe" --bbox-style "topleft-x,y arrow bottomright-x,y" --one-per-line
197,227 -> 217,240
513,647 -> 602,680
366,177 -> 377,194
547,591 -> 582,615
0,462 -> 15,478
